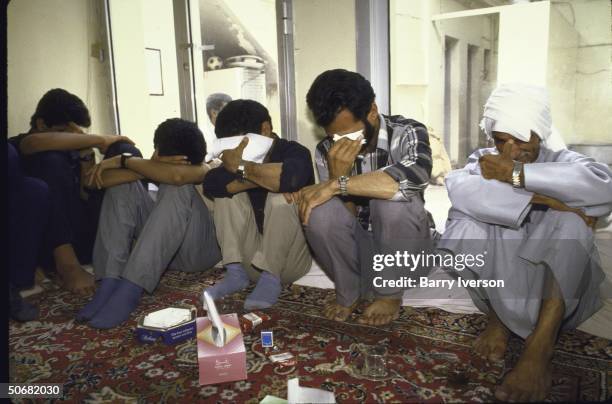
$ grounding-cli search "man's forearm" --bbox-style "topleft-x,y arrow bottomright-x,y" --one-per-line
125,158 -> 207,185
226,179 -> 259,194
243,162 -> 282,192
20,132 -> 105,155
345,171 -> 399,199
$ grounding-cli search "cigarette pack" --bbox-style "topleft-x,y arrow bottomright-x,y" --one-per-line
239,311 -> 271,333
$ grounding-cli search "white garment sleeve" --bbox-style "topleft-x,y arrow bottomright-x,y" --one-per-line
524,149 -> 612,216
445,149 -> 533,229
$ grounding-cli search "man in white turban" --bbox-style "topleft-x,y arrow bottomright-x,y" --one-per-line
438,83 -> 612,401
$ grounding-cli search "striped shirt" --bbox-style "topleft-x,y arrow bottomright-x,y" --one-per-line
314,114 -> 432,229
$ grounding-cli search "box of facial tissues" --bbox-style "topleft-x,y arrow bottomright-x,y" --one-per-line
197,291 -> 247,385
136,305 -> 197,344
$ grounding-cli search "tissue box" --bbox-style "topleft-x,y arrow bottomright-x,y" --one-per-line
196,313 -> 247,385
135,306 -> 197,344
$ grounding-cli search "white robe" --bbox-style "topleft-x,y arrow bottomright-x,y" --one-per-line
438,147 -> 612,338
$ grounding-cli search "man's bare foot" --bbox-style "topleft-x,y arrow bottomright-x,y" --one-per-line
495,335 -> 553,402
358,298 -> 400,326
473,311 -> 510,362
323,301 -> 358,322
58,265 -> 95,296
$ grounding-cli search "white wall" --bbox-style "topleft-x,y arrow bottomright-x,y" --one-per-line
8,0 -> 114,137
547,4 -> 579,142
571,0 -> 611,145
292,0 -> 357,163
497,1 -> 550,85
391,0 -> 497,164
109,0 -> 181,158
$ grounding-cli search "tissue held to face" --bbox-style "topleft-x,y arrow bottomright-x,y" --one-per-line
324,108 -> 377,144
492,130 -> 541,163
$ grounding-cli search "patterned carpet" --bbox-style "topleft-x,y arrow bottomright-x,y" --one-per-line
9,269 -> 612,403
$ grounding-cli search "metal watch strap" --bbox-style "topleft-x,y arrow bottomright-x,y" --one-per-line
120,153 -> 133,169
338,175 -> 349,196
512,161 -> 523,188
236,162 -> 247,182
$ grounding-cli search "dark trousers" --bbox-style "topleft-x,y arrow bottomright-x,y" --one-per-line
8,143 -> 49,289
20,142 -> 142,269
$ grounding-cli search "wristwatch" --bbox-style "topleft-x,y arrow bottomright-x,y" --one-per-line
236,161 -> 247,182
120,152 -> 133,169
512,161 -> 523,188
338,175 -> 349,196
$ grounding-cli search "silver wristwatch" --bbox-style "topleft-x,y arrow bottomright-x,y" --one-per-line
338,175 -> 349,196
512,161 -> 523,188
236,161 -> 247,182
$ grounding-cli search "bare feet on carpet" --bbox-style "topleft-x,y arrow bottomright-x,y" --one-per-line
358,298 -> 401,326
495,334 -> 553,402
323,301 -> 358,322
58,264 -> 95,296
473,310 -> 510,362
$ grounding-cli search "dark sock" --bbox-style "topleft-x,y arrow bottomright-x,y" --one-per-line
244,271 -> 281,310
76,278 -> 120,322
9,286 -> 39,322
203,263 -> 250,301
88,278 -> 142,329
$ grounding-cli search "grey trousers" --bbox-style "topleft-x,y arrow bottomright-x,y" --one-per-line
438,208 -> 605,338
305,196 -> 431,306
93,182 -> 221,293
213,192 -> 312,284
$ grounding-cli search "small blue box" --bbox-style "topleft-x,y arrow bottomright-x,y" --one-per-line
136,306 -> 197,345
261,330 -> 274,348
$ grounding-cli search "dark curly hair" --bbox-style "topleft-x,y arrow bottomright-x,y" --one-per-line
214,99 -> 272,138
306,69 -> 376,127
30,88 -> 91,129
153,118 -> 206,164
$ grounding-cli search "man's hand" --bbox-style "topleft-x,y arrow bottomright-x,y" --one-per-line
98,135 -> 135,154
86,155 -> 121,189
531,193 -> 598,228
327,137 -> 363,179
221,137 -> 249,173
297,180 -> 339,225
480,140 -> 514,183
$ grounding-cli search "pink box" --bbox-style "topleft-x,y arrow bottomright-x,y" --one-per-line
196,313 -> 247,385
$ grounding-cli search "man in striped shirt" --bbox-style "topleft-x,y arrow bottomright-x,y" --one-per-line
294,69 -> 432,326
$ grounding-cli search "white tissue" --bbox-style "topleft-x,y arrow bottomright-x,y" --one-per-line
287,378 -> 336,403
332,130 -> 366,145
143,307 -> 191,328
205,133 -> 274,163
202,291 -> 226,347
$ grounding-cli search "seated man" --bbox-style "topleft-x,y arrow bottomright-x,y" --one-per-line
78,118 -> 222,329
9,88 -> 138,296
202,99 -> 314,309
297,69 -> 432,326
438,83 -> 612,401
203,92 -> 232,147
8,143 -> 49,321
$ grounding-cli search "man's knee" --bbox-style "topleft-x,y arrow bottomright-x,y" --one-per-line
29,151 -> 73,172
104,142 -> 143,158
22,177 -> 49,201
266,193 -> 294,216
545,210 -> 592,238
306,197 -> 352,237
156,184 -> 193,207
371,198 -> 428,237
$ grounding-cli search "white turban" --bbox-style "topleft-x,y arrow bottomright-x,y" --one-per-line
480,83 -> 553,143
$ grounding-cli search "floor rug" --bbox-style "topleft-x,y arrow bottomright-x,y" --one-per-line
9,270 -> 612,403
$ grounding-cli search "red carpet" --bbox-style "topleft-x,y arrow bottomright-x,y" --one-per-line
9,270 -> 612,402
